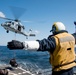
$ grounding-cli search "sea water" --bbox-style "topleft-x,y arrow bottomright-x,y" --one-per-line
0,46 -> 76,75
0,46 -> 52,75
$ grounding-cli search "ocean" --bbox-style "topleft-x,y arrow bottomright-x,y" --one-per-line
0,46 -> 76,75
0,46 -> 52,75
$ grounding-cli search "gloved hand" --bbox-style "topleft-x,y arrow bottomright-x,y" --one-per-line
7,40 -> 24,50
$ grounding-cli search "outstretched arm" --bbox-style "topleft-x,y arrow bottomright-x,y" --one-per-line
7,40 -> 39,51
7,37 -> 56,53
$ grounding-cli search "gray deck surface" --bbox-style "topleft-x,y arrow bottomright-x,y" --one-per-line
0,64 -> 36,75
1,64 -> 76,75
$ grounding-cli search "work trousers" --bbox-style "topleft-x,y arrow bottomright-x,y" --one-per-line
52,68 -> 73,75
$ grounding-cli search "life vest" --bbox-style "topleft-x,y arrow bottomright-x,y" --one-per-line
49,32 -> 76,71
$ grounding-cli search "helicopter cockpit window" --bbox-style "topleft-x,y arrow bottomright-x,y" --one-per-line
5,21 -> 11,26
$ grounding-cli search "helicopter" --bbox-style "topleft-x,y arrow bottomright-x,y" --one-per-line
1,17 -> 35,37
0,7 -> 36,38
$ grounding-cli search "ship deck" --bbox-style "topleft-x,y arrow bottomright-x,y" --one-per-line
0,64 -> 76,75
0,64 -> 36,75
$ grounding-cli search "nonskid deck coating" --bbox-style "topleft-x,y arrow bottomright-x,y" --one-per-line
1,64 -> 76,75
0,64 -> 36,75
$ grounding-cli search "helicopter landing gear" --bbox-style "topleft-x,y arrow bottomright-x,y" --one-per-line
6,30 -> 9,33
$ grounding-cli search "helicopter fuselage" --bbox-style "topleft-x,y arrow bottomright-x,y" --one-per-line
1,21 -> 36,37
1,21 -> 24,33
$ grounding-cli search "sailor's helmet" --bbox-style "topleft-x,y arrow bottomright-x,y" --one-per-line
50,22 -> 66,34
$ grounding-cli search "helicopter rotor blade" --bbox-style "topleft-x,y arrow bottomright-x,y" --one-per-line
22,20 -> 33,23
22,20 -> 46,23
10,6 -> 26,20
0,16 -> 14,21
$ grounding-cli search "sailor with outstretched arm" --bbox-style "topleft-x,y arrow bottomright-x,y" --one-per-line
7,22 -> 76,75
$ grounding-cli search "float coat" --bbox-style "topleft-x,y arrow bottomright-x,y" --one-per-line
50,32 -> 76,71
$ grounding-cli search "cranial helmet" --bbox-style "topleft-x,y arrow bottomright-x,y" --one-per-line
50,22 -> 66,34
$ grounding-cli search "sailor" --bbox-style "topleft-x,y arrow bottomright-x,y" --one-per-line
7,22 -> 76,75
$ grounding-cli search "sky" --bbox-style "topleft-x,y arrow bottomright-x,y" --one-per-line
0,0 -> 76,45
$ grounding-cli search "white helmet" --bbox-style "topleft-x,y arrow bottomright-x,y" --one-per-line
50,22 -> 66,34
